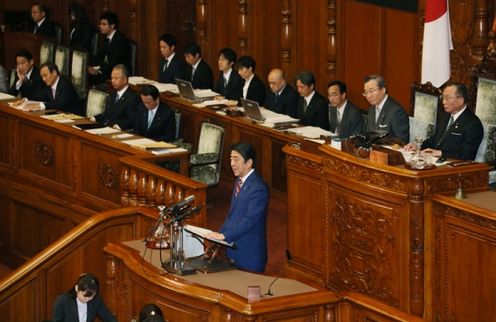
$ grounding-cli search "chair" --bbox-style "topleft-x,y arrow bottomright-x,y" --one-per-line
9,68 -> 17,89
53,24 -> 62,43
85,88 -> 109,118
171,110 -> 193,152
54,45 -> 71,78
190,122 -> 225,186
90,31 -> 99,59
71,49 -> 89,99
40,40 -> 55,64
409,82 -> 442,143
129,40 -> 137,76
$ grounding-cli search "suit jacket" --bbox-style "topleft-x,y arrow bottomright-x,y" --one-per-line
220,171 -> 269,273
70,23 -> 95,53
214,70 -> 243,100
366,96 -> 410,144
33,19 -> 57,38
134,101 -> 176,142
52,292 -> 117,322
94,86 -> 140,130
93,30 -> 131,81
422,108 -> 483,160
185,59 -> 213,90
297,91 -> 329,130
243,74 -> 266,106
329,100 -> 364,139
158,54 -> 186,84
264,83 -> 299,118
42,76 -> 84,115
8,66 -> 45,101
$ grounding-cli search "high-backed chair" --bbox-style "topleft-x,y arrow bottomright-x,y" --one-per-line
40,40 -> 55,64
190,122 -> 225,186
129,40 -> 137,76
71,49 -> 89,99
9,68 -> 17,89
85,88 -> 109,118
408,82 -> 442,144
54,45 -> 71,78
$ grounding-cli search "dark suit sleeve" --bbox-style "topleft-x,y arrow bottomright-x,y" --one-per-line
52,294 -> 66,322
390,105 -> 410,143
93,296 -> 118,322
116,91 -> 140,130
348,106 -> 364,137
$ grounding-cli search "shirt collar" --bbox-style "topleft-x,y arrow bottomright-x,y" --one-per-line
37,18 -> 46,27
117,85 -> 128,98
192,58 -> 201,70
452,105 -> 467,121
337,100 -> 348,112
239,169 -> 254,184
305,91 -> 316,105
107,29 -> 116,41
376,94 -> 388,110
51,76 -> 60,92
223,68 -> 232,80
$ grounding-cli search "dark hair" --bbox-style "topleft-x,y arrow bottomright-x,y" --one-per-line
141,84 -> 160,99
99,11 -> 119,29
15,48 -> 33,61
69,3 -> 89,24
40,62 -> 59,74
76,273 -> 99,298
363,74 -> 386,89
113,64 -> 129,78
295,71 -> 316,86
230,142 -> 256,165
183,42 -> 201,56
32,3 -> 49,15
139,303 -> 164,322
159,33 -> 177,48
444,81 -> 468,102
219,48 -> 237,64
328,80 -> 347,94
236,56 -> 256,72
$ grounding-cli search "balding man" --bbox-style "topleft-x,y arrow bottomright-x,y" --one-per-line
265,68 -> 299,118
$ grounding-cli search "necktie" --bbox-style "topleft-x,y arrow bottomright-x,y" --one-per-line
115,94 -> 120,103
447,115 -> 454,129
375,106 -> 381,123
275,92 -> 279,104
147,111 -> 154,129
224,76 -> 228,87
303,99 -> 308,113
33,25 -> 38,34
235,178 -> 243,197
191,67 -> 195,81
51,87 -> 56,100
163,59 -> 168,72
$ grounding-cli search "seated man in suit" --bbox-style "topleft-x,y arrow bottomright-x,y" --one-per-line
214,47 -> 243,100
31,3 -> 56,38
265,68 -> 299,118
236,56 -> 266,106
296,71 -> 329,130
158,33 -> 186,84
327,80 -> 363,138
363,74 -> 409,143
207,142 -> 269,273
183,42 -> 213,90
8,49 -> 45,101
404,81 -> 483,160
91,65 -> 139,130
134,85 -> 175,142
88,11 -> 131,85
39,62 -> 84,115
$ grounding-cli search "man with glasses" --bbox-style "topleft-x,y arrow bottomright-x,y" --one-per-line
404,81 -> 483,160
8,49 -> 45,100
363,74 -> 409,143
328,80 -> 363,138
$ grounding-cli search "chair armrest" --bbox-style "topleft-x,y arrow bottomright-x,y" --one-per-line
190,152 -> 219,165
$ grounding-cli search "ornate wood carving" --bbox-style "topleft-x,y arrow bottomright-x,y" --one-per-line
281,0 -> 292,71
35,140 -> 54,166
196,0 -> 208,49
471,0 -> 490,62
238,0 -> 249,56
128,0 -> 138,40
326,0 -> 337,78
424,172 -> 488,195
286,154 -> 323,174
98,163 -> 118,189
408,180 -> 424,316
120,166 -> 130,206
324,304 -> 335,322
137,172 -> 147,207
128,168 -> 139,206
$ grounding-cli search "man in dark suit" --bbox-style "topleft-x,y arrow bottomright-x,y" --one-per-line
327,80 -> 364,138
134,85 -> 175,142
158,33 -> 186,84
295,71 -> 329,130
405,81 -> 483,160
39,62 -> 83,115
88,11 -> 131,85
265,68 -> 299,117
207,142 -> 269,273
214,48 -> 243,100
183,42 -> 213,89
237,56 -> 266,106
30,3 -> 56,38
92,65 -> 139,130
8,49 -> 45,101
363,74 -> 410,143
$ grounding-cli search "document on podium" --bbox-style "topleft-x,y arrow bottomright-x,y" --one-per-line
183,224 -> 235,248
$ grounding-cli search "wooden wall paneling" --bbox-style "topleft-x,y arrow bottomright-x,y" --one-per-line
326,0 -> 338,82
280,0 -> 294,78
0,113 -> 10,166
237,0 -> 250,57
208,0 -> 239,64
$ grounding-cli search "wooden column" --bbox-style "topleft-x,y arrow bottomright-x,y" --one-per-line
326,0 -> 337,80
280,0 -> 292,73
238,0 -> 249,56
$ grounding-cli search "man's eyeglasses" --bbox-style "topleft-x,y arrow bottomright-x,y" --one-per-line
440,95 -> 461,101
362,88 -> 380,96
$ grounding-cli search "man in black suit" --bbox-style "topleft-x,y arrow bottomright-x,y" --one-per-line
183,42 -> 213,89
237,56 -> 266,106
39,62 -> 83,115
295,71 -> 329,130
214,48 -> 243,100
405,81 -> 483,160
327,80 -> 364,138
134,85 -> 175,142
158,33 -> 186,84
31,3 -> 56,38
8,49 -> 45,101
88,11 -> 131,85
92,65 -> 139,130
363,74 -> 410,143
265,68 -> 298,117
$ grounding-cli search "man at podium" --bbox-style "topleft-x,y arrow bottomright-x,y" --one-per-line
207,142 -> 269,273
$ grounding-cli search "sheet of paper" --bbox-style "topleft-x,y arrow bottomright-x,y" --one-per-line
113,133 -> 134,139
0,93 -> 15,100
193,89 -> 219,98
287,126 -> 332,139
151,147 -> 188,155
183,224 -> 234,247
85,127 -> 120,135
121,138 -> 176,149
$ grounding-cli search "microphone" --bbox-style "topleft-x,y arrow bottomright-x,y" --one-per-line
172,205 -> 202,223
167,195 -> 196,213
265,250 -> 292,296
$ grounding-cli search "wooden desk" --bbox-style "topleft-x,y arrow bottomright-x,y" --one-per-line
427,191 -> 496,322
283,143 -> 489,317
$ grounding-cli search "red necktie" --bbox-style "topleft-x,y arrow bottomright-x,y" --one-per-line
235,179 -> 243,197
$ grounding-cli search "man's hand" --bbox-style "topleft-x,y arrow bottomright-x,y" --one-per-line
403,143 -> 416,152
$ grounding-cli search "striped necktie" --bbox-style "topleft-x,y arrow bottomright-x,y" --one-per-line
235,178 -> 243,197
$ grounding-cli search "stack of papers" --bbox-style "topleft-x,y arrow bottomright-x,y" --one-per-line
194,89 -> 219,98
0,93 -> 15,100
41,113 -> 85,123
151,147 -> 188,155
121,138 -> 176,150
127,76 -> 179,94
128,76 -> 155,85
84,127 -> 120,135
184,224 -> 234,247
287,126 -> 332,139
192,99 -> 228,108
